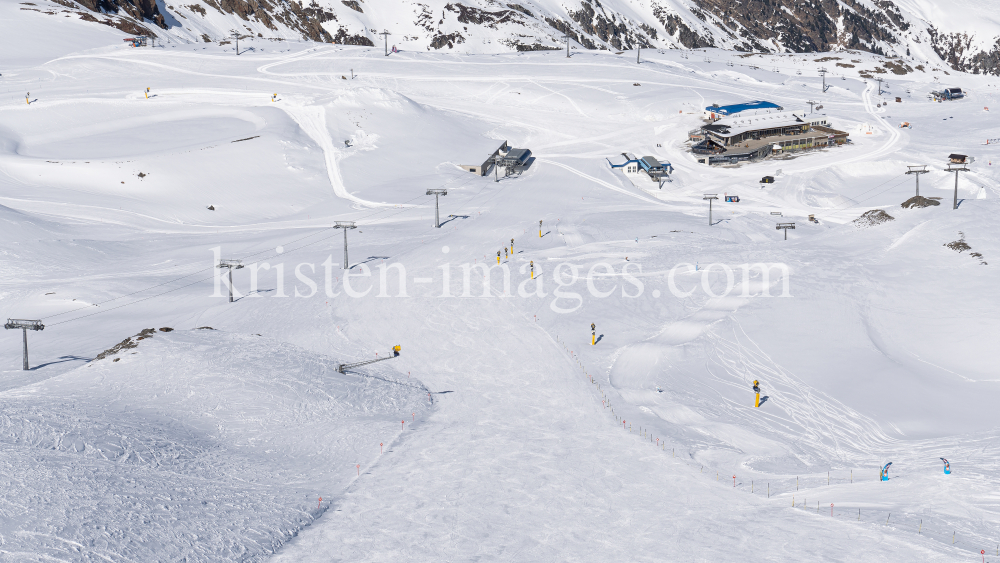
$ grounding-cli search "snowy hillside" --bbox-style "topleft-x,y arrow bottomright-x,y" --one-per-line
2,3 -> 1000,561
13,0 -> 1000,75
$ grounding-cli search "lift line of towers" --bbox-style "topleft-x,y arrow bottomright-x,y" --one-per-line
6,153 -> 974,371
4,190 -> 541,370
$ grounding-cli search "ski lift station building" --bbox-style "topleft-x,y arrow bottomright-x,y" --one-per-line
458,141 -> 532,176
691,111 -> 849,165
704,100 -> 783,121
459,141 -> 508,176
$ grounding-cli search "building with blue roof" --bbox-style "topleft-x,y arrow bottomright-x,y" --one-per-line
704,101 -> 783,121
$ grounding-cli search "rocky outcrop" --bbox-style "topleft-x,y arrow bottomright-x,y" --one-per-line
333,27 -> 374,46
52,0 -> 1000,76
77,0 -> 165,29
929,30 -> 1000,75
689,0 -> 905,53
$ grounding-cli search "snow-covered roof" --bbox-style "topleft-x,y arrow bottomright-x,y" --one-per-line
456,140 -> 508,165
706,111 -> 806,137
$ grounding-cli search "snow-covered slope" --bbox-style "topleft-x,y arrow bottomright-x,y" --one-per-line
18,0 -> 1000,75
0,328 -> 428,559
2,8 -> 1000,562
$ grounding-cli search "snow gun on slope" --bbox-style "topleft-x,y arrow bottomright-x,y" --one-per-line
941,458 -> 951,475
880,462 -> 893,481
336,345 -> 401,373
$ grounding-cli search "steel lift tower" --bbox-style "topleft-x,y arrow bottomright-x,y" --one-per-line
946,163 -> 969,210
426,189 -> 448,228
5,319 -> 44,371
906,165 -> 929,197
776,222 -> 796,240
703,194 -> 719,226
334,221 -> 357,269
217,259 -> 244,303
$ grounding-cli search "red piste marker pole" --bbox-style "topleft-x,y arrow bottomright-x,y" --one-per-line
380,442 -> 383,454
401,420 -> 405,431
981,550 -> 985,563
831,503 -> 834,516
356,464 -> 360,476
733,475 -> 736,487
412,412 -> 415,421
318,497 -> 322,508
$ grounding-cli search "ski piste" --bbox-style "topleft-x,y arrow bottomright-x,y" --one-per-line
1,4 -> 998,560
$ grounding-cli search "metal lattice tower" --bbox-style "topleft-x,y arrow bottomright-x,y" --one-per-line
703,194 -> 718,226
819,68 -> 828,92
565,32 -> 571,58
776,222 -> 796,240
217,259 -> 244,303
946,163 -> 969,210
334,221 -> 358,270
230,30 -> 240,55
807,100 -> 819,114
5,318 -> 44,371
905,165 -> 929,197
426,189 -> 448,228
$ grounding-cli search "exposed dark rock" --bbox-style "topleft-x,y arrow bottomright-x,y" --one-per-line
76,10 -> 152,35
652,8 -> 714,49
901,196 -> 940,208
94,328 -> 156,362
853,209 -> 894,227
445,3 -> 521,28
690,0 -> 900,54
77,0 -> 166,28
506,3 -> 532,17
430,31 -> 466,49
945,239 -> 971,252
333,27 -> 374,46
929,29 -> 1000,76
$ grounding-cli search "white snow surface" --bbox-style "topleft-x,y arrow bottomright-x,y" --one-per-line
2,11 -> 1000,562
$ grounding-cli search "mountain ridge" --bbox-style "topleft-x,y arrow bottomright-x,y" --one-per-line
17,0 -> 1000,75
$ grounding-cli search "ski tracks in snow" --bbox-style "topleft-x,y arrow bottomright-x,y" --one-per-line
278,103 -> 399,209
705,319 -> 897,464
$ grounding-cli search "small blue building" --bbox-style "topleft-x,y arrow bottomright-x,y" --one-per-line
704,101 -> 783,121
